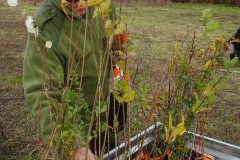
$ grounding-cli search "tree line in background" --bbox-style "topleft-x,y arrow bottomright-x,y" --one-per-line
1,0 -> 239,6
171,0 -> 239,6
116,0 -> 239,6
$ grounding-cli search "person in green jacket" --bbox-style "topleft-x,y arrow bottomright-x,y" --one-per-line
23,0 -> 121,159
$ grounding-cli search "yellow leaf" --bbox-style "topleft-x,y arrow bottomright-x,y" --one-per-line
191,101 -> 201,113
168,112 -> 172,129
102,8 -> 112,19
142,95 -> 153,102
123,90 -> 135,102
181,113 -> 185,125
164,126 -> 170,142
114,22 -> 126,35
195,107 -> 210,114
210,41 -> 216,51
113,115 -> 119,128
93,0 -> 111,19
101,0 -> 111,19
105,19 -> 121,37
216,36 -> 226,44
191,93 -> 201,113
174,42 -> 178,49
141,102 -> 150,110
102,0 -> 111,7
61,0 -> 71,20
79,0 -> 104,7
105,19 -> 114,36
203,86 -> 214,96
93,7 -> 101,19
204,60 -> 212,70
169,113 -> 186,143
170,125 -> 186,143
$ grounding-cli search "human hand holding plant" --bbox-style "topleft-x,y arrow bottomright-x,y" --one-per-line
74,147 -> 95,160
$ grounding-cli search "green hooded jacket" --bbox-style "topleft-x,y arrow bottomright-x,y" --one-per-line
23,0 -> 112,148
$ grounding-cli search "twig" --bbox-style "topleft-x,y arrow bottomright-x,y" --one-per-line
220,68 -> 240,73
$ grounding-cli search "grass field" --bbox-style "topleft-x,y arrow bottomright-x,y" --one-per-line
0,3 -> 239,159
121,3 -> 240,146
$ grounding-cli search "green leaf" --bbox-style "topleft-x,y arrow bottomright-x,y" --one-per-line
100,103 -> 107,113
194,92 -> 200,101
92,130 -> 97,138
128,55 -> 137,64
50,140 -> 53,146
116,60 -> 125,70
199,18 -> 206,26
204,94 -> 216,104
22,6 -> 29,15
95,102 -> 107,115
202,8 -> 212,18
195,107 -> 210,114
206,21 -> 219,32
123,90 -> 135,102
231,67 -> 240,71
100,122 -> 107,132
191,102 -> 200,113
207,80 -> 215,87
223,57 -> 230,69
229,57 -> 238,67
88,136 -> 93,143
214,83 -> 225,88
118,79 -> 129,90
127,39 -> 135,52
195,81 -> 204,90
127,46 -> 134,52
179,98 -> 190,106
118,50 -> 125,58
221,72 -> 231,82
61,130 -> 69,138
121,44 -> 127,50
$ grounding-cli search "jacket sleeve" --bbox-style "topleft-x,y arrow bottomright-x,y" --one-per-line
23,33 -> 64,143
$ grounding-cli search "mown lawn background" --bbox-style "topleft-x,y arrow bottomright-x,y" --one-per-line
0,3 -> 239,159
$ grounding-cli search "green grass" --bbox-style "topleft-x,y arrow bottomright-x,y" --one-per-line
0,74 -> 22,86
120,4 -> 239,56
118,3 -> 240,145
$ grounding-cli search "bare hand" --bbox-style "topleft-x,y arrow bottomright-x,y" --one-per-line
74,147 -> 95,160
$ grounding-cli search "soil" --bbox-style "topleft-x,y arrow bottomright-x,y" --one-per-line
0,6 -> 37,160
133,149 -> 213,160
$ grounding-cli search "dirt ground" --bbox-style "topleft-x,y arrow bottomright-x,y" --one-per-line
0,6 -> 38,160
0,3 -> 240,160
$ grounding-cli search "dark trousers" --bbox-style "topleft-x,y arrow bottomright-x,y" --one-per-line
108,93 -> 128,132
90,93 -> 127,155
230,53 -> 240,62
